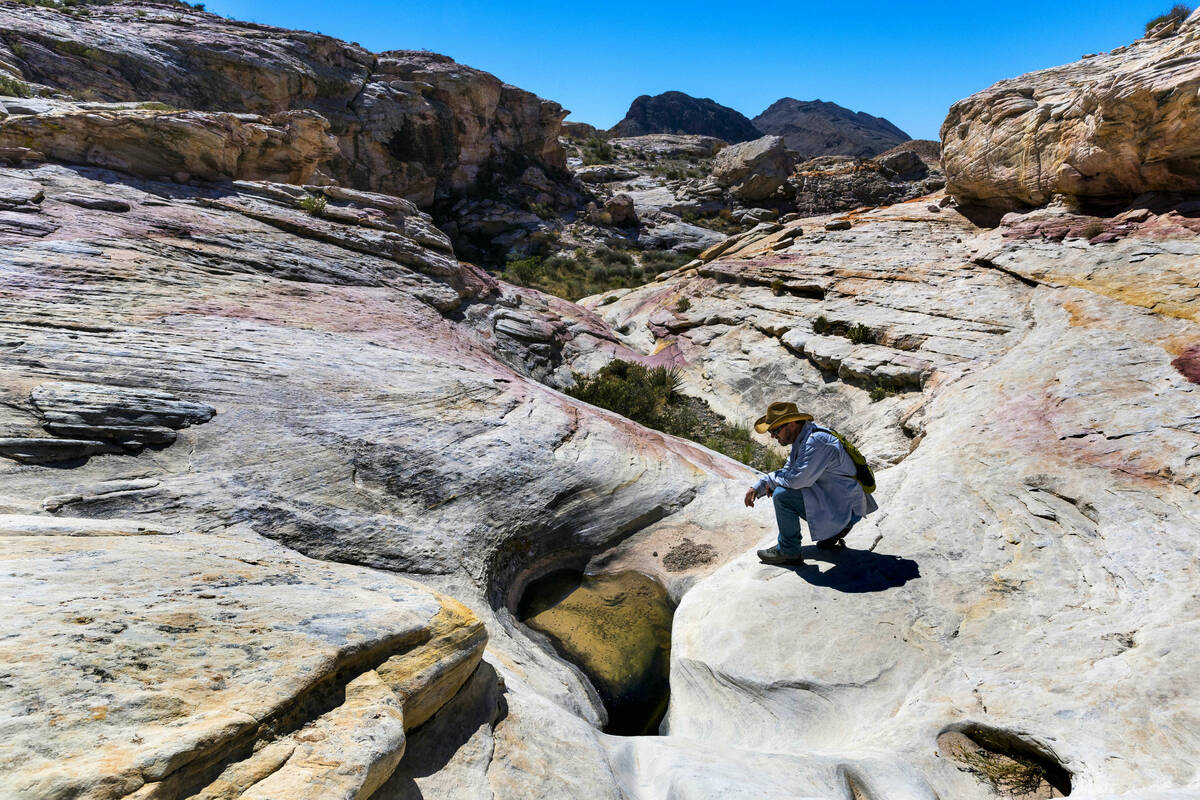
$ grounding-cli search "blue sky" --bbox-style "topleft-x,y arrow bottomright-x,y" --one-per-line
203,1 -> 1183,141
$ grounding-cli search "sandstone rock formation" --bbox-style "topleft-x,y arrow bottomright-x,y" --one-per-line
0,101 -> 338,184
0,2 -> 569,211
1,8 -> 1198,800
0,158 -> 771,798
610,91 -> 762,142
582,195 -> 1200,799
710,134 -> 797,202
753,97 -> 911,158
943,8 -> 1200,208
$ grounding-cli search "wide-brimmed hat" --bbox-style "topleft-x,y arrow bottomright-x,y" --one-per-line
753,401 -> 813,434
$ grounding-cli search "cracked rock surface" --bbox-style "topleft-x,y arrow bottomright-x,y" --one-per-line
0,161 -> 770,799
573,192 -> 1200,798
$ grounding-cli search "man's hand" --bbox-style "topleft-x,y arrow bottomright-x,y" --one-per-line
744,487 -> 758,507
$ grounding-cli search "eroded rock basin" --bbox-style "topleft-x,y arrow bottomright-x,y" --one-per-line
518,569 -> 675,736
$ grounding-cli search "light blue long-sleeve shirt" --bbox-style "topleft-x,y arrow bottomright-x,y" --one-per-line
753,421 -> 878,540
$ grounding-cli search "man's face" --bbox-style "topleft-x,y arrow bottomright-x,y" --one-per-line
770,421 -> 799,446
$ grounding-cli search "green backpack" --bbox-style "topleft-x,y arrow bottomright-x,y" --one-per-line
813,425 -> 876,494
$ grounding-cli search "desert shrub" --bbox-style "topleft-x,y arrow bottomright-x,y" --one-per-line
770,278 -> 785,296
1145,3 -> 1193,32
641,249 -> 692,271
504,255 -> 545,285
869,383 -> 899,403
954,746 -> 1049,796
595,246 -> 634,267
568,361 -> 786,471
1080,220 -> 1107,239
137,101 -> 176,111
847,323 -> 875,345
813,315 -> 831,334
0,74 -> 31,98
526,201 -> 556,219
500,248 -> 649,300
581,138 -> 615,165
567,361 -> 682,428
675,297 -> 691,313
298,194 -> 327,216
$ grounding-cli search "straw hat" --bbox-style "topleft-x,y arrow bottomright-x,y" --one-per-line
753,401 -> 813,434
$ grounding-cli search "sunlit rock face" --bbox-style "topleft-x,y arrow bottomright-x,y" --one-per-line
0,2 -> 568,208
0,6 -> 1197,799
578,193 -> 1200,797
0,159 -> 770,799
943,9 -> 1200,209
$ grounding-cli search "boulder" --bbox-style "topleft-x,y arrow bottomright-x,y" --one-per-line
711,135 -> 797,202
942,9 -> 1200,207
604,193 -> 637,226
0,528 -> 484,799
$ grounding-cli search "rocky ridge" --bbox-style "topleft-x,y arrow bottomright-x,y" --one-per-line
0,1 -> 576,259
752,97 -> 911,158
609,90 -> 762,142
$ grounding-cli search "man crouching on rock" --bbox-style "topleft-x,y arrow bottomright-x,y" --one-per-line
743,402 -> 878,566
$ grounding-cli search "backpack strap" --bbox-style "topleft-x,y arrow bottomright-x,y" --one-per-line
811,425 -> 876,494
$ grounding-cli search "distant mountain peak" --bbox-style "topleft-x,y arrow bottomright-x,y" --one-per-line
609,91 -> 762,143
752,98 -> 908,158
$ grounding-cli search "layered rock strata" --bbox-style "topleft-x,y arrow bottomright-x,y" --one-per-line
943,9 -> 1200,208
577,194 -> 1200,798
0,158 -> 772,798
0,102 -> 338,184
0,2 -> 569,209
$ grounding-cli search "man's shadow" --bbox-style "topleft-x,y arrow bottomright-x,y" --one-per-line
783,546 -> 920,593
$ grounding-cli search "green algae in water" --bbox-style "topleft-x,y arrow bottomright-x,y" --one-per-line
518,569 -> 674,736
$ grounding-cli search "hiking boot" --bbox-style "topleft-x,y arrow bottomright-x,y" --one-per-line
816,526 -> 852,550
757,546 -> 805,565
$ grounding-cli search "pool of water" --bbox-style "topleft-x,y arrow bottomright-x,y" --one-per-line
518,569 -> 675,736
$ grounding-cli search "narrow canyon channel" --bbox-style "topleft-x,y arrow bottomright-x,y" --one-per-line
518,569 -> 675,736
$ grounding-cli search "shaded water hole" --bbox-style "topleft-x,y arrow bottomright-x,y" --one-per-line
518,569 -> 674,736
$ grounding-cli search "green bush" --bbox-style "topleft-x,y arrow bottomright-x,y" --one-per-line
581,138 -> 616,165
0,74 -> 31,98
869,383 -> 899,403
567,360 -> 785,471
813,315 -> 831,334
595,246 -> 634,267
501,246 -> 696,301
298,194 -> 327,216
642,249 -> 692,271
1145,4 -> 1192,32
675,297 -> 691,313
526,201 -> 556,219
847,323 -> 875,345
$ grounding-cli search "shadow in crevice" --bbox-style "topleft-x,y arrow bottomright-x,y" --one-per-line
782,546 -> 920,593
938,723 -> 1072,797
375,661 -> 508,799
